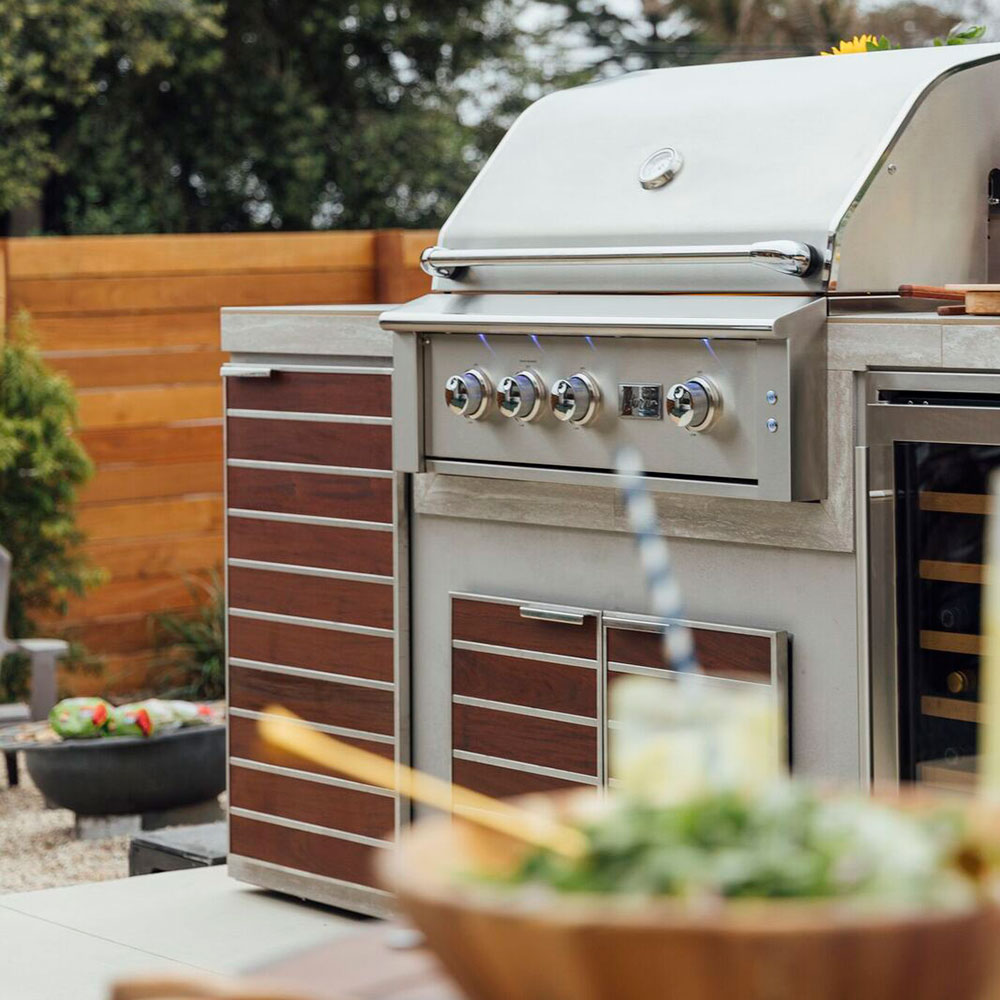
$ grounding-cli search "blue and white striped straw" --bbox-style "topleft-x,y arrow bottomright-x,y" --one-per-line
615,446 -> 699,674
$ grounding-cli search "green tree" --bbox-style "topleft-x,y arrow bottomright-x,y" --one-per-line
0,0 -> 223,226
0,318 -> 102,700
527,0 -> 990,78
42,0 -> 523,234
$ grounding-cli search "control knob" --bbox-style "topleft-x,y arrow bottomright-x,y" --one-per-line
550,372 -> 601,426
666,376 -> 721,432
444,368 -> 491,420
496,370 -> 545,422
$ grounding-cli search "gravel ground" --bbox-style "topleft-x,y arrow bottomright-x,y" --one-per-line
0,754 -> 129,894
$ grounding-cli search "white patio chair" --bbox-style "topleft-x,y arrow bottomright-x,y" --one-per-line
1,543 -> 69,786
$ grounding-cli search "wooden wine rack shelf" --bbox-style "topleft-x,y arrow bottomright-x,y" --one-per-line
918,560 -> 985,584
921,695 -> 980,724
919,491 -> 990,515
919,630 -> 982,655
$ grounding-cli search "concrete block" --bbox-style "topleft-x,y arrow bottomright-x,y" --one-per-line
141,797 -> 225,831
75,814 -> 142,840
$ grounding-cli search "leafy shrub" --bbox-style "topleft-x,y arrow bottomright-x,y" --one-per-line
154,571 -> 225,700
0,316 -> 103,701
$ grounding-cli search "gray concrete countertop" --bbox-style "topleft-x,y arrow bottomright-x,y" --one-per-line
828,310 -> 1000,372
0,865 -> 365,1000
221,304 -> 390,358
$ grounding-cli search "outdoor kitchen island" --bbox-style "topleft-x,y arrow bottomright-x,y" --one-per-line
220,43 -> 1000,916
220,301 -> 1000,916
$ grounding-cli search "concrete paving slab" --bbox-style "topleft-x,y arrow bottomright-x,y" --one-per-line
0,906 -> 194,1000
0,865 -> 368,982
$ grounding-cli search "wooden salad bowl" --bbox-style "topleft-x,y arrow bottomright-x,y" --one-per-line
381,797 -> 1000,1000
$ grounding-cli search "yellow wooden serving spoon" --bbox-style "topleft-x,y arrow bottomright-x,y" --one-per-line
258,705 -> 586,859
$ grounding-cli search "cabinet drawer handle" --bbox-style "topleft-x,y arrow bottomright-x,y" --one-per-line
603,616 -> 666,634
519,606 -> 587,626
220,364 -> 274,379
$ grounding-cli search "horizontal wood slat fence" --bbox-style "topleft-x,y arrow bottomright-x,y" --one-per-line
0,230 -> 434,695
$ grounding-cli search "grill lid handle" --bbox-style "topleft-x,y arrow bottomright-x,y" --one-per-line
420,240 -> 820,280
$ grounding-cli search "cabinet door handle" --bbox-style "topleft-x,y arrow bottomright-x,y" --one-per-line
519,606 -> 588,626
220,364 -> 274,378
603,616 -> 666,634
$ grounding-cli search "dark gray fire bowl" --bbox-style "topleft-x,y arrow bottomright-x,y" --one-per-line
24,725 -> 225,816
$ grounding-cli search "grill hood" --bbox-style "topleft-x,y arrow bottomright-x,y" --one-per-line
423,44 -> 1000,295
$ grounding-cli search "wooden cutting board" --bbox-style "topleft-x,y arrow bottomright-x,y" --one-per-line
945,284 -> 1000,315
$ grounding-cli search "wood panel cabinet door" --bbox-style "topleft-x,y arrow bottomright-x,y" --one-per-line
223,363 -> 403,917
451,594 -> 602,799
604,613 -> 790,778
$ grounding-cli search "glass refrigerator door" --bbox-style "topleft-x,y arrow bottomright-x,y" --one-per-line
894,441 -> 1000,789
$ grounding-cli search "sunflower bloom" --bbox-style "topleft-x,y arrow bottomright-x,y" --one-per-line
820,35 -> 877,56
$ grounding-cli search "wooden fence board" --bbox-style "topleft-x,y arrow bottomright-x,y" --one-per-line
12,270 -> 374,315
77,496 -> 223,542
52,349 -> 226,389
79,461 -> 222,505
64,615 -> 159,657
77,384 -> 222,429
8,231 -> 375,279
83,532 -> 223,579
58,573 -> 210,623
31,310 -> 222,351
61,652 -> 165,698
77,423 -> 223,465
2,229 -> 432,697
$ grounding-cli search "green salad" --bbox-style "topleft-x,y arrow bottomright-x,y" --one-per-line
504,785 -> 981,907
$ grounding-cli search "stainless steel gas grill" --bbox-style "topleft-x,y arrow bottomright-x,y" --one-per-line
385,44 -> 1000,501
221,44 -> 1000,915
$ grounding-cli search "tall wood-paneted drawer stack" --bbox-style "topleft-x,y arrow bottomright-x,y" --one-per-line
451,595 -> 604,795
223,362 -> 405,916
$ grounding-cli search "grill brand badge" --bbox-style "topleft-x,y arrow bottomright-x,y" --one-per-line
639,147 -> 683,190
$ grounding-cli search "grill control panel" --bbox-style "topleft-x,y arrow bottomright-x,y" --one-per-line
396,325 -> 826,503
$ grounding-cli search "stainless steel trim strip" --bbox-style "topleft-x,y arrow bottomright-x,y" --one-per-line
451,590 -> 601,617
855,446 -> 873,787
866,402 -> 1000,446
227,408 -> 392,426
452,694 -> 597,727
229,807 -> 392,848
223,361 -> 392,376
227,857 -> 393,915
420,240 -> 819,279
229,707 -> 395,745
603,612 -> 779,640
230,757 -> 394,797
866,371 -> 1000,398
227,458 -> 394,479
228,509 -> 393,532
391,472 -> 409,839
427,460 -> 764,500
602,616 -> 663,634
245,364 -> 392,376
451,750 -> 600,786
228,607 -> 394,638
229,657 -> 396,691
220,364 -> 273,378
227,558 -> 393,585
451,638 -> 597,670
519,605 -> 588,626
608,660 -> 766,689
